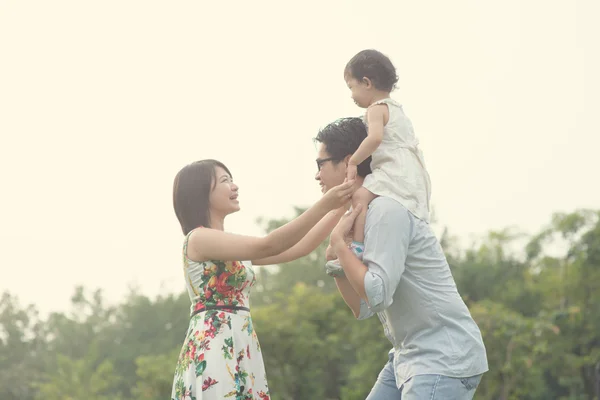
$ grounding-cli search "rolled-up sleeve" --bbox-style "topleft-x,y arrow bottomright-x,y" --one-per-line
357,298 -> 374,320
360,198 -> 412,315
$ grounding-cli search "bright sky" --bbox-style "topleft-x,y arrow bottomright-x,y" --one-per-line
1,0 -> 598,314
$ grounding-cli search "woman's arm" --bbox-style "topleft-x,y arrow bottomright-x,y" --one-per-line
252,206 -> 347,266
187,181 -> 354,262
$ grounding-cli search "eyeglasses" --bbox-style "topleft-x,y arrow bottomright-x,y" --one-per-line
316,157 -> 336,171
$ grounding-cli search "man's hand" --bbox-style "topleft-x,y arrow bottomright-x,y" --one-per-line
325,244 -> 337,261
331,204 -> 363,251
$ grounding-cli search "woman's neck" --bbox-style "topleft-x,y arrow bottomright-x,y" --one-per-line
209,212 -> 225,231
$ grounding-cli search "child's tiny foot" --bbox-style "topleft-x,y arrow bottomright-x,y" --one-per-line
325,259 -> 345,277
325,242 -> 365,277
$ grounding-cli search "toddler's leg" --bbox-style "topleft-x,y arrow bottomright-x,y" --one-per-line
352,187 -> 377,243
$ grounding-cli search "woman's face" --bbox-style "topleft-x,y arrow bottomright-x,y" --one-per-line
209,166 -> 240,217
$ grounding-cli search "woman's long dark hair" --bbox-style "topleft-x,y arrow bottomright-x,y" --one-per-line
173,159 -> 232,235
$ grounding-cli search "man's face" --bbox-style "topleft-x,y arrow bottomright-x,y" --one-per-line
314,143 -> 346,194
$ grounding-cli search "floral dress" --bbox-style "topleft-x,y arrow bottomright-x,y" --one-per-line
171,231 -> 270,400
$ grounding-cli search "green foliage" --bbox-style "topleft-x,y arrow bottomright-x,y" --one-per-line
35,351 -> 124,400
132,348 -> 180,400
1,209 -> 599,399
252,283 -> 387,400
0,293 -> 45,399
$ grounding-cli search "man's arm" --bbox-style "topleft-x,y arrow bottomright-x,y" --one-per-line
333,274 -> 378,320
332,198 -> 412,315
333,275 -> 362,318
335,246 -> 368,301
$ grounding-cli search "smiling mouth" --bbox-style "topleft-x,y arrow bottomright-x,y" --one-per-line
230,195 -> 238,200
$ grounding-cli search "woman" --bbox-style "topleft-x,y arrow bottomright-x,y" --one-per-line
170,159 -> 358,400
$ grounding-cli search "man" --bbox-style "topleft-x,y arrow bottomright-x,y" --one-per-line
313,117 -> 488,399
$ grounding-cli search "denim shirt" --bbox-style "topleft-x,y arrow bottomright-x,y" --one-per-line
356,197 -> 488,386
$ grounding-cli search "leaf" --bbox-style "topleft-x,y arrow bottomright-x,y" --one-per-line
196,360 -> 207,377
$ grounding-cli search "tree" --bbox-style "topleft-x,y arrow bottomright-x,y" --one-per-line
253,283 -> 388,400
525,210 -> 600,399
1,208 -> 599,399
35,347 -> 124,400
0,292 -> 46,400
132,348 -> 180,400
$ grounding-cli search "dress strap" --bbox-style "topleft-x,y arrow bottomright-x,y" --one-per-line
183,227 -> 202,260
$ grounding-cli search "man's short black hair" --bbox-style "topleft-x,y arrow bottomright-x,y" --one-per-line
314,117 -> 372,178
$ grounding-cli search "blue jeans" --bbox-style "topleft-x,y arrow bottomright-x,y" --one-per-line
366,355 -> 483,400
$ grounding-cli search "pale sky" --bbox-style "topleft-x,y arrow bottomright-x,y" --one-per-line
1,0 -> 598,315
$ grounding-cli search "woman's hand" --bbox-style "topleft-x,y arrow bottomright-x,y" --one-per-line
321,179 -> 355,210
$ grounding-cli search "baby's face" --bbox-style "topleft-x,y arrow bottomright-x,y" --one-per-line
345,76 -> 370,108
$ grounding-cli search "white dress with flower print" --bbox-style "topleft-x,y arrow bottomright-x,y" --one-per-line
171,231 -> 270,400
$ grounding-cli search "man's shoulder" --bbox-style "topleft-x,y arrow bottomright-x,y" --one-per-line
369,196 -> 407,212
366,197 -> 412,225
